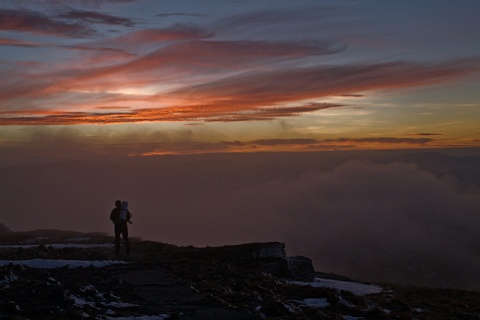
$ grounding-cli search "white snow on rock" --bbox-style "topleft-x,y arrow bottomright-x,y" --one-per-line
67,237 -> 92,242
0,271 -> 18,285
288,278 -> 382,296
98,315 -> 170,320
291,298 -> 330,308
0,243 -> 113,249
69,294 -> 96,307
0,259 -> 126,269
102,301 -> 140,308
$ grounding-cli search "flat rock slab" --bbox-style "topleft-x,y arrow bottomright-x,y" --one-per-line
117,265 -> 256,320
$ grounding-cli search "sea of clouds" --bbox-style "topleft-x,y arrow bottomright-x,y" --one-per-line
1,151 -> 479,290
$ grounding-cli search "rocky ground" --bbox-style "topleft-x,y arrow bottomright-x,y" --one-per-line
0,227 -> 479,319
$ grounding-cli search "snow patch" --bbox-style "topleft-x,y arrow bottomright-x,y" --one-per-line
288,278 -> 382,296
0,259 -> 127,269
67,237 -> 91,242
69,294 -> 96,307
102,301 -> 139,308
0,271 -> 18,285
0,243 -> 113,249
98,315 -> 170,320
291,298 -> 329,308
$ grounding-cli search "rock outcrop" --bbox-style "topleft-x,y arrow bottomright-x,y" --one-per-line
0,223 -> 11,236
157,242 -> 315,282
213,242 -> 315,282
282,256 -> 316,281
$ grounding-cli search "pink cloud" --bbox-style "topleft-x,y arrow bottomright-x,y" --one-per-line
100,38 -> 343,78
0,37 -> 38,47
172,59 -> 480,107
0,17 -> 478,128
0,37 -> 345,106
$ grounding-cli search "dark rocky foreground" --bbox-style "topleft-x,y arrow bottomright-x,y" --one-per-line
0,228 -> 479,319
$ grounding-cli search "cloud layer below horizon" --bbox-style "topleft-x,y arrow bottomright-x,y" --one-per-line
1,151 -> 479,290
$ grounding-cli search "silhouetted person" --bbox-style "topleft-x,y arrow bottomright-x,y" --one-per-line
110,200 -> 132,256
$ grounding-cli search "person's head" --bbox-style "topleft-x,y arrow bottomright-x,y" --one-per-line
115,200 -> 121,208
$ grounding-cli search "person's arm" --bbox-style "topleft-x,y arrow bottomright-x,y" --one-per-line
110,209 -> 116,223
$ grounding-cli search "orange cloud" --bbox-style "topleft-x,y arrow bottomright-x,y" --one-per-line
1,14 -> 478,128
406,133 -> 444,137
1,57 -> 478,125
0,103 -> 341,125
322,137 -> 433,145
136,136 -> 440,156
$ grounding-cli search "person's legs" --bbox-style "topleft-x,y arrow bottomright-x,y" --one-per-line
114,224 -> 121,255
123,225 -> 130,255
116,223 -> 130,255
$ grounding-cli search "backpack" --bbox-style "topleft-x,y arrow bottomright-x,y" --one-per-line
119,201 -> 129,221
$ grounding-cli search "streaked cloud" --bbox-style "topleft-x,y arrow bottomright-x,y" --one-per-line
323,137 -> 432,145
0,8 -> 97,37
0,103 -> 342,125
156,12 -> 208,18
0,54 -> 478,126
0,7 -> 134,40
101,25 -> 214,51
212,6 -> 344,35
406,133 -> 444,136
171,59 -> 480,109
139,136 -> 437,156
0,36 -> 134,62
0,37 -> 38,47
33,0 -> 137,4
55,9 -> 135,27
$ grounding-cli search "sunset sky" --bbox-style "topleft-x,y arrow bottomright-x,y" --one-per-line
1,1 -> 480,290
1,0 -> 479,159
